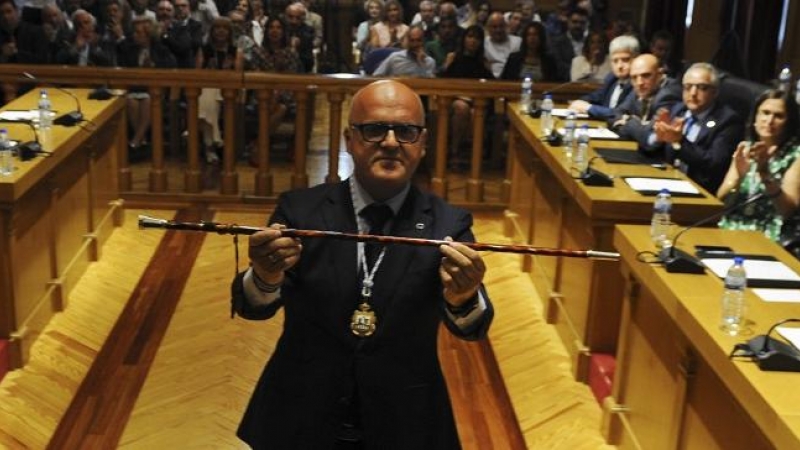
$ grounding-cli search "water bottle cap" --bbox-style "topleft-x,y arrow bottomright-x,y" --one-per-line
581,124 -> 588,129
545,93 -> 552,99
40,89 -> 47,95
733,256 -> 744,265
659,188 -> 670,194
0,128 -> 6,133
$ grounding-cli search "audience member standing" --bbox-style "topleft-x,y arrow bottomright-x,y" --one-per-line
441,24 -> 494,170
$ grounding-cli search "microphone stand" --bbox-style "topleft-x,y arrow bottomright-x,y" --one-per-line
660,192 -> 768,273
22,72 -> 84,127
0,119 -> 49,161
580,156 -> 614,186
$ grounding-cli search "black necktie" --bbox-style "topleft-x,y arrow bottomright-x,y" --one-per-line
360,203 -> 393,267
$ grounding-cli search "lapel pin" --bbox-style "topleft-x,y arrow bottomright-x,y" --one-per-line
706,120 -> 716,128
416,223 -> 425,230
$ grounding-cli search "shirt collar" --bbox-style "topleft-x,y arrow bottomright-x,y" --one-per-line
349,176 -> 409,217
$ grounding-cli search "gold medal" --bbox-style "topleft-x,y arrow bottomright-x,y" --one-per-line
350,302 -> 377,337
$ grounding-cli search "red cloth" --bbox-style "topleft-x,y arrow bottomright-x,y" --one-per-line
588,353 -> 616,404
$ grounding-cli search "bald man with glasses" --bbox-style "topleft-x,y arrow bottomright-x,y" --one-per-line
650,62 -> 744,193
232,80 -> 493,449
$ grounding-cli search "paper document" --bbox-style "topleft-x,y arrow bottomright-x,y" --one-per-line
552,109 -> 589,119
624,177 -> 700,195
702,257 -> 800,288
752,288 -> 800,302
557,127 -> 619,140
0,110 -> 39,121
776,326 -> 800,350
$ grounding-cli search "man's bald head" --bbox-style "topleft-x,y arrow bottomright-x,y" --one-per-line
629,53 -> 664,99
350,80 -> 425,125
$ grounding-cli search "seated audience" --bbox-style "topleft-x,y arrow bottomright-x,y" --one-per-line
283,1 -> 314,72
424,15 -> 460,73
355,0 -> 383,51
500,21 -> 559,82
440,24 -> 494,169
372,25 -> 434,77
651,62 -> 743,194
368,0 -> 408,51
410,0 -> 437,42
569,34 -> 639,119
610,53 -> 681,151
55,9 -> 113,66
548,6 -> 589,81
484,11 -> 521,79
570,30 -> 610,82
717,90 -> 800,243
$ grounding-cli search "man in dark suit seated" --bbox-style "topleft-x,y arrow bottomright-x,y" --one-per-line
231,79 -> 494,449
568,34 -> 640,119
610,53 -> 682,152
649,62 -> 743,194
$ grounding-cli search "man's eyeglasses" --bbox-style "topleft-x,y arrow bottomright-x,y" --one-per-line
683,83 -> 715,92
351,123 -> 424,143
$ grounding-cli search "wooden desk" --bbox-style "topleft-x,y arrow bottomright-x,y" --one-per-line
606,225 -> 800,450
0,88 -> 125,368
504,104 -> 723,380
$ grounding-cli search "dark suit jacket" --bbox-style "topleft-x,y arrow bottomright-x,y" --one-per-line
582,73 -> 633,120
662,102 -> 743,194
610,77 -> 682,150
232,180 -> 493,450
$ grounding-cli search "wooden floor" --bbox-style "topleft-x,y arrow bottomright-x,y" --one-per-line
0,206 -> 612,449
0,94 -> 613,449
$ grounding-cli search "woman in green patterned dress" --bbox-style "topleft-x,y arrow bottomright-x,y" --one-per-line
717,89 -> 800,243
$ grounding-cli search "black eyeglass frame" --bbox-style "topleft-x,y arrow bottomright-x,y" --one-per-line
682,83 -> 716,92
350,123 -> 425,144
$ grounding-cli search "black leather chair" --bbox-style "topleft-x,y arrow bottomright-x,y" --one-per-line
717,72 -> 770,121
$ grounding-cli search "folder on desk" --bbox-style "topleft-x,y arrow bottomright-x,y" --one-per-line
700,254 -> 800,288
595,147 -> 663,165
623,177 -> 704,197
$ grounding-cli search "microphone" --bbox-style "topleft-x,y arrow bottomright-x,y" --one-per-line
528,80 -> 583,118
0,119 -> 51,160
22,72 -> 84,127
732,318 -> 800,372
580,156 -> 614,186
659,192 -> 768,274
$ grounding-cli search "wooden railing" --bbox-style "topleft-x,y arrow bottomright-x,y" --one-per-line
0,65 -> 597,209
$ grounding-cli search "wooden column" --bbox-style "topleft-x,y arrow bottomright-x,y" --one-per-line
148,87 -> 167,193
326,92 -> 344,184
220,88 -> 239,195
254,89 -> 273,196
292,90 -> 310,189
184,87 -> 202,193
467,97 -> 486,203
431,95 -> 449,198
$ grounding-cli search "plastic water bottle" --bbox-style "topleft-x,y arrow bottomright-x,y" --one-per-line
778,64 -> 792,93
38,89 -> 52,130
540,94 -> 554,136
563,111 -> 576,148
0,128 -> 11,176
520,76 -> 532,114
574,124 -> 590,173
720,257 -> 747,336
650,188 -> 672,248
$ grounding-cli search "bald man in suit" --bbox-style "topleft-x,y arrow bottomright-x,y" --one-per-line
232,80 -> 493,449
